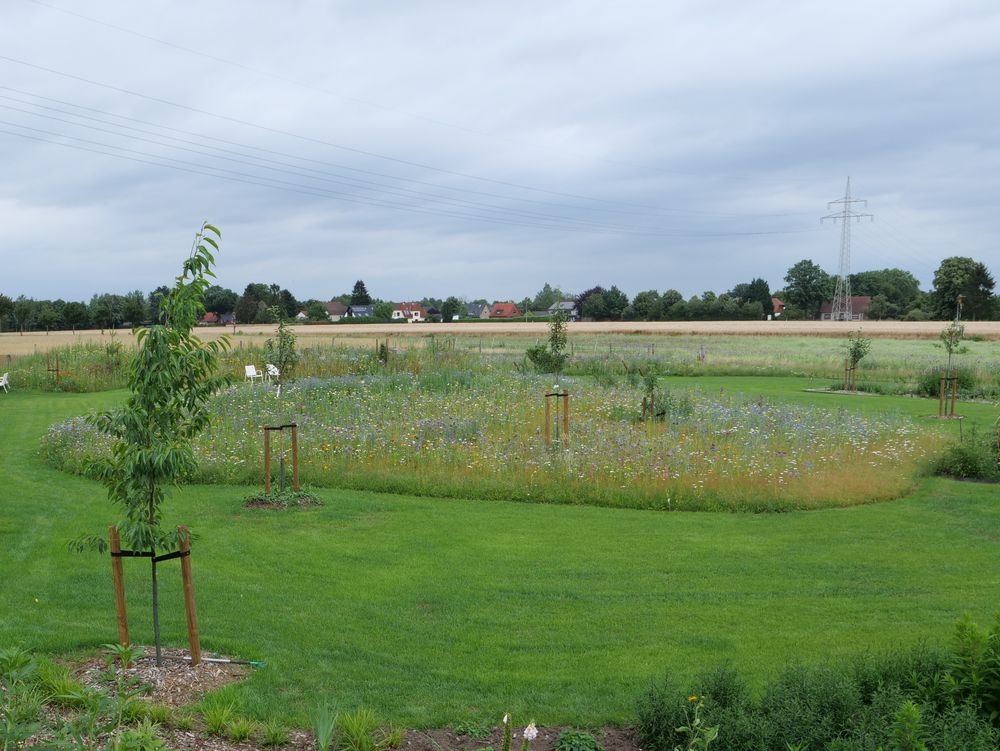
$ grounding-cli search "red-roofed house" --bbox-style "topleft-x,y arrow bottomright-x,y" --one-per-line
489,302 -> 522,319
198,312 -> 220,325
818,296 -> 872,321
392,302 -> 427,322
771,298 -> 786,318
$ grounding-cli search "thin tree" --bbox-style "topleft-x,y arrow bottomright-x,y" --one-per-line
72,222 -> 229,665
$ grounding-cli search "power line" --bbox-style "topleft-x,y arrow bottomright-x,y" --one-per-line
0,122 -> 818,240
0,54 -> 811,221
821,177 -> 872,321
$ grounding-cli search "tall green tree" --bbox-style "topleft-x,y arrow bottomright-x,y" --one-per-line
350,280 -> 372,306
74,222 -> 230,665
440,296 -> 462,322
850,268 -> 921,318
0,293 -> 13,332
931,257 -> 995,320
731,278 -> 772,318
783,260 -> 833,319
62,301 -> 90,332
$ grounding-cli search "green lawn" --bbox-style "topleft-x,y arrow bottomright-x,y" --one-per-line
1,385 -> 998,729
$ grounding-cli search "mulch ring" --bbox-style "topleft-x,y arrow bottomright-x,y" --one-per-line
242,494 -> 323,510
77,647 -> 249,707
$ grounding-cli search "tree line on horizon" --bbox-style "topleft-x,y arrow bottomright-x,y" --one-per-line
1,256 -> 995,333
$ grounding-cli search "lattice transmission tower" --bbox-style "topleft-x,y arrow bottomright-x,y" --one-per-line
822,177 -> 873,321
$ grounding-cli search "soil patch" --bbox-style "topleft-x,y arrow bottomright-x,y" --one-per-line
402,727 -> 639,751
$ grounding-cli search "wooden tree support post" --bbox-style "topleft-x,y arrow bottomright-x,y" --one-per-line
291,424 -> 300,491
843,359 -> 850,391
178,526 -> 201,666
263,428 -> 272,494
938,376 -> 947,417
544,391 -> 571,448
950,376 -> 958,417
544,397 -> 551,448
562,392 -> 570,446
264,424 -> 300,493
108,526 -> 129,647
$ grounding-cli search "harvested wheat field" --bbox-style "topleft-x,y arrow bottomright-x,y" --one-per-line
2,319 -> 999,358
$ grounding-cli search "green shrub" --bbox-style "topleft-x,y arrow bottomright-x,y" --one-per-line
915,367 -> 976,397
933,432 -> 1000,481
761,664 -> 862,751
553,730 -> 603,751
635,673 -> 686,751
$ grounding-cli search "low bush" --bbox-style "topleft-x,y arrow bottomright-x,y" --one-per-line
933,430 -> 1000,481
915,366 -> 977,398
635,616 -> 1000,751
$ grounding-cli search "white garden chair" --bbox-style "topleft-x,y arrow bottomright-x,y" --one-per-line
244,364 -> 264,384
0,372 -> 8,393
265,363 -> 280,383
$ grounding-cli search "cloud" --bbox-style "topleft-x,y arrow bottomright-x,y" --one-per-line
1,0 -> 998,302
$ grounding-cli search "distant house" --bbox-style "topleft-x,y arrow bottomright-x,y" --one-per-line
466,303 -> 490,319
548,301 -> 579,321
198,312 -> 220,326
324,302 -> 349,322
489,302 -> 522,319
346,304 -> 374,318
818,295 -> 872,321
392,302 -> 427,322
295,310 -> 309,321
219,313 -> 235,326
771,298 -> 786,318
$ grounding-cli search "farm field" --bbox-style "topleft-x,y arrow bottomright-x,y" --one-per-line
2,375 -> 999,729
4,318 -> 1000,361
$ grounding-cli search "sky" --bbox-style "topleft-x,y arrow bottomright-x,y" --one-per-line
1,0 -> 998,304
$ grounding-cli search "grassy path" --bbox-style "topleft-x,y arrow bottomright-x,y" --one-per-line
1,387 -> 998,728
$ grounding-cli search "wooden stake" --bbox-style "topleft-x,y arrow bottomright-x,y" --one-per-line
291,424 -> 300,491
263,429 -> 272,494
544,397 -> 551,448
950,376 -> 958,417
939,376 -> 946,417
109,526 -> 129,647
562,392 -> 570,446
177,526 -> 201,666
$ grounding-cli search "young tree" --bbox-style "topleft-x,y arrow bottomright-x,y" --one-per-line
63,301 -> 90,332
526,310 -> 569,374
264,311 -> 298,396
73,222 -> 229,665
350,280 -> 372,306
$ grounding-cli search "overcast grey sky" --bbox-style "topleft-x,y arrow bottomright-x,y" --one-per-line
1,0 -> 997,303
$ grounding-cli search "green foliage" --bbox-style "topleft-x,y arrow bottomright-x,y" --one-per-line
313,705 -> 337,751
915,366 -> 976,398
553,730 -> 603,751
262,718 -> 289,747
74,222 -> 229,555
932,430 -> 999,481
890,700 -> 927,751
501,714 -> 513,751
845,329 -> 872,368
202,701 -> 235,737
264,312 -> 299,391
636,673 -> 686,751
526,310 -> 569,374
931,257 -> 996,320
111,718 -> 167,751
784,259 -> 834,318
939,320 -> 967,374
102,643 -> 143,670
673,700 -> 718,751
226,716 -> 257,741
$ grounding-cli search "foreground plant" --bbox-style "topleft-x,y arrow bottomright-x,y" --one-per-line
70,222 -> 229,665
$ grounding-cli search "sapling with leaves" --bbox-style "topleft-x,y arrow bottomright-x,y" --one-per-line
843,329 -> 871,390
526,310 -> 569,374
263,309 -> 298,397
70,222 -> 230,665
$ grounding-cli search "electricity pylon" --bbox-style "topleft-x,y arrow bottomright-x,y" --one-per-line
822,178 -> 873,321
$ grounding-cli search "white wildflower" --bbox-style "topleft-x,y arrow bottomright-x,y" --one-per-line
523,723 -> 538,741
